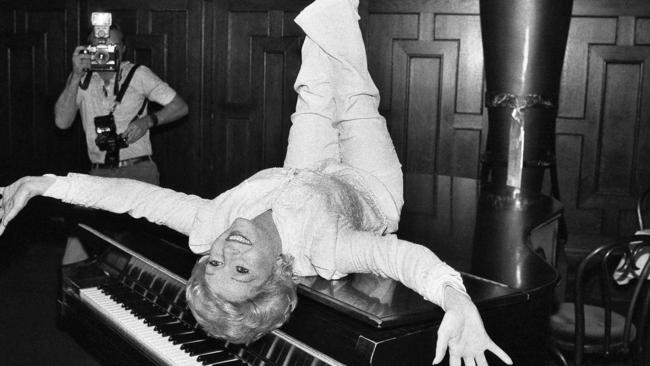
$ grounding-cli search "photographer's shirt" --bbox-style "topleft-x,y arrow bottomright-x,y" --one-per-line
76,61 -> 177,163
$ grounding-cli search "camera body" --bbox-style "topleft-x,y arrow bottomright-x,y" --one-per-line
95,113 -> 128,167
82,44 -> 119,71
82,12 -> 120,71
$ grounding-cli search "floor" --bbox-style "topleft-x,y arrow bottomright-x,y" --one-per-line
0,203 -> 101,366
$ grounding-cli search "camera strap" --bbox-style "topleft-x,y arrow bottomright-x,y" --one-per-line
131,99 -> 149,123
113,64 -> 140,109
79,71 -> 93,90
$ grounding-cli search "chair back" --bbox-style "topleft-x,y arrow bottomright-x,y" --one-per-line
638,188 -> 650,232
574,235 -> 650,365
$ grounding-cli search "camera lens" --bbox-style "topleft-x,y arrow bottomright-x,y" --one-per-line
95,49 -> 109,64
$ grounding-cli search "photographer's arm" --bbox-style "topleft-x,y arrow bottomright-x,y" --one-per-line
122,94 -> 188,144
54,46 -> 89,129
152,94 -> 189,127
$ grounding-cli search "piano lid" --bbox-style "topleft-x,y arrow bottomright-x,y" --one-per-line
297,271 -> 525,329
79,214 -> 527,330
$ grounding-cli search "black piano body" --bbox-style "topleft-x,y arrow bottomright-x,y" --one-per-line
58,177 -> 562,365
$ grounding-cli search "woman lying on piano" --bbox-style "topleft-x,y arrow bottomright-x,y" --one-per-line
0,0 -> 512,365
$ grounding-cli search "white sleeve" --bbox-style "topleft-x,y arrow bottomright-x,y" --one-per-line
43,173 -> 209,236
334,230 -> 467,310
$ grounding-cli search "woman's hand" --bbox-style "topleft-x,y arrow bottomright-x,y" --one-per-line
433,287 -> 513,366
0,176 -> 55,236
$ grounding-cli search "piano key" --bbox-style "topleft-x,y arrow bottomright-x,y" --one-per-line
109,291 -> 145,303
79,286 -> 223,366
205,360 -> 246,366
124,301 -> 163,315
155,321 -> 193,335
182,338 -> 226,356
170,331 -> 207,345
180,308 -> 198,325
196,350 -> 239,364
134,307 -> 169,320
145,314 -> 180,326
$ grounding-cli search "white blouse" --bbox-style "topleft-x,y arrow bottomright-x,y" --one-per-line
44,165 -> 466,309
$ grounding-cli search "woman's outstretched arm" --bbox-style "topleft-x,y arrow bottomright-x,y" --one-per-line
0,174 -> 210,237
334,230 -> 513,366
0,176 -> 55,236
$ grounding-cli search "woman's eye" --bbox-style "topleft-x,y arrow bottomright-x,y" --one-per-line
236,266 -> 249,274
208,260 -> 223,267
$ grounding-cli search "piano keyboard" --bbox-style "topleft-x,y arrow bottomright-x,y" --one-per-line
67,224 -> 345,366
80,286 -> 245,366
79,284 -> 343,366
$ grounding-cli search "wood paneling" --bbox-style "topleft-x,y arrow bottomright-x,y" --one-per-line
0,1 -> 81,181
365,0 -> 650,246
202,1 -> 306,193
1,0 -> 649,246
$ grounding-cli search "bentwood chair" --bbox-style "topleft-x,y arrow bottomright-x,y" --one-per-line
637,188 -> 650,235
549,235 -> 650,366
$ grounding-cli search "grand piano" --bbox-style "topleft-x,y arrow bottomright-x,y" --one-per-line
58,175 -> 562,366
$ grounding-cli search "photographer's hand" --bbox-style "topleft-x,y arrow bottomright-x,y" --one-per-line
73,45 -> 91,76
122,117 -> 153,144
0,176 -> 55,237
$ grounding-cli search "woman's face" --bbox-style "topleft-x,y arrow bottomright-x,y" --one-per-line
203,216 -> 280,302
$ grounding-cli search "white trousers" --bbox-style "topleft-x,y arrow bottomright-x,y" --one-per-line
284,35 -> 404,218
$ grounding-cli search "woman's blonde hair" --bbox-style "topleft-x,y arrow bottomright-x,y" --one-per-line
185,254 -> 298,344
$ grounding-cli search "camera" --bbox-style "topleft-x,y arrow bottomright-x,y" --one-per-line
95,113 -> 128,167
81,12 -> 120,71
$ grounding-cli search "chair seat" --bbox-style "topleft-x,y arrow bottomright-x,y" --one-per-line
550,302 -> 636,352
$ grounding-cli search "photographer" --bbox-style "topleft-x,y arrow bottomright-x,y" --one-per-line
54,19 -> 188,185
54,16 -> 188,263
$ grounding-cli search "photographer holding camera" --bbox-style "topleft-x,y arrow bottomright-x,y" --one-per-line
54,13 -> 188,185
54,13 -> 188,263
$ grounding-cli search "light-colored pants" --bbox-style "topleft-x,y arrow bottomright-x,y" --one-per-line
284,36 -> 404,219
89,159 -> 160,185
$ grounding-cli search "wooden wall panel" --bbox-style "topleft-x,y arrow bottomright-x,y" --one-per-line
204,1 -> 307,193
368,0 -> 650,246
0,1 -> 81,183
1,0 -> 649,247
391,40 -> 457,230
366,13 -> 419,113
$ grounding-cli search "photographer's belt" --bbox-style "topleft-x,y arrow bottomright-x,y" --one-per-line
91,155 -> 152,170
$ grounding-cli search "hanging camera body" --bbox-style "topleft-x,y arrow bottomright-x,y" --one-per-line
94,113 -> 128,167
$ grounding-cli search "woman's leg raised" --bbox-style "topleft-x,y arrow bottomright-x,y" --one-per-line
292,0 -> 403,219
283,37 -> 340,170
